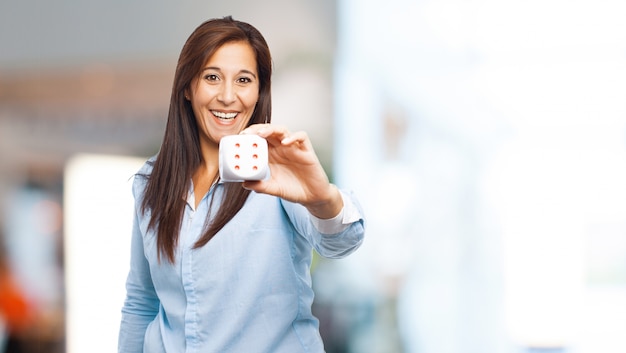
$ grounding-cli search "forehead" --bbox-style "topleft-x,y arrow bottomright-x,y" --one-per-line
204,41 -> 257,73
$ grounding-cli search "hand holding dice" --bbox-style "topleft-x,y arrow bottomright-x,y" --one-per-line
220,124 -> 343,220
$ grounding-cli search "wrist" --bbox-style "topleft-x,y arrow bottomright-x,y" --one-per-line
305,184 -> 343,219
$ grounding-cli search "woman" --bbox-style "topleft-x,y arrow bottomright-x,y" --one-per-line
118,16 -> 365,353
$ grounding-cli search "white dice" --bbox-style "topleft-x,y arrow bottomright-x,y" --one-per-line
219,134 -> 270,182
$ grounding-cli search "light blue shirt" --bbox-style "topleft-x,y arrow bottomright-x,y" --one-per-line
118,160 -> 365,353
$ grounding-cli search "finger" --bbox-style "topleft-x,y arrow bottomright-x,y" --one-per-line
281,130 -> 306,145
256,125 -> 292,147
240,123 -> 271,135
263,125 -> 290,140
242,180 -> 263,191
242,180 -> 276,196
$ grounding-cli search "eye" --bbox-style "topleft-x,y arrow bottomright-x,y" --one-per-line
204,74 -> 219,81
237,76 -> 253,84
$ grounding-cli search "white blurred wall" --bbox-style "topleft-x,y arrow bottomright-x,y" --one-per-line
333,0 -> 626,352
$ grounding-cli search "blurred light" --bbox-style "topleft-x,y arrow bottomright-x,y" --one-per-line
64,153 -> 144,353
336,0 -> 626,351
3,187 -> 62,310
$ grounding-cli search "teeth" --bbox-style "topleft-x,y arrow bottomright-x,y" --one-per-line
212,111 -> 238,119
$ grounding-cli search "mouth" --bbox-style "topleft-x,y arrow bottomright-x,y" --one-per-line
212,110 -> 238,120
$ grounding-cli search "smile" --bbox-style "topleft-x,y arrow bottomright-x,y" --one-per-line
212,111 -> 238,120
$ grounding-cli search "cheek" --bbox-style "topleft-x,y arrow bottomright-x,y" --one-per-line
240,114 -> 254,127
243,85 -> 260,108
191,102 -> 204,123
243,93 -> 259,110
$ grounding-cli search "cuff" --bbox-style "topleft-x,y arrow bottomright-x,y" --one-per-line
309,191 -> 362,235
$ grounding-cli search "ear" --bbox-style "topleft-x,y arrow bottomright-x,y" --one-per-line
184,88 -> 191,101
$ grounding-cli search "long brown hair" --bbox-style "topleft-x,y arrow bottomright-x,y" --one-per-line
142,16 -> 273,263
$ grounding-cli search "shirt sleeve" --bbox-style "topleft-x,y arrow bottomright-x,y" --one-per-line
309,190 -> 363,234
118,177 -> 160,353
282,189 -> 365,259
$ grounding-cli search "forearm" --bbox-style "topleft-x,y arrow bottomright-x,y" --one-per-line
281,189 -> 365,258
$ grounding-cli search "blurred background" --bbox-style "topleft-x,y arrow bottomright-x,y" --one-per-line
1,0 -> 626,352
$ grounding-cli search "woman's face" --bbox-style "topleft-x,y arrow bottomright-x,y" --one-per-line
188,41 -> 260,149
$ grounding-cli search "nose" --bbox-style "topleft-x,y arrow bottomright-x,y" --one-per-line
217,82 -> 236,105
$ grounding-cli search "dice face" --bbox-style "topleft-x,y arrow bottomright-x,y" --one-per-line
219,134 -> 270,182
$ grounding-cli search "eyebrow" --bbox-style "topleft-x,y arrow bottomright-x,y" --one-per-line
202,66 -> 257,79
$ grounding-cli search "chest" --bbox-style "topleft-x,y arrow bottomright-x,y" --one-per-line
139,192 -> 300,287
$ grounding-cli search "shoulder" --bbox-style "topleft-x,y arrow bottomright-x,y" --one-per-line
132,155 -> 157,197
137,155 -> 156,176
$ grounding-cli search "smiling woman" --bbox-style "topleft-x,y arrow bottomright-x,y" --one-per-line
187,41 -> 260,163
117,16 -> 365,353
186,41 -> 261,209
